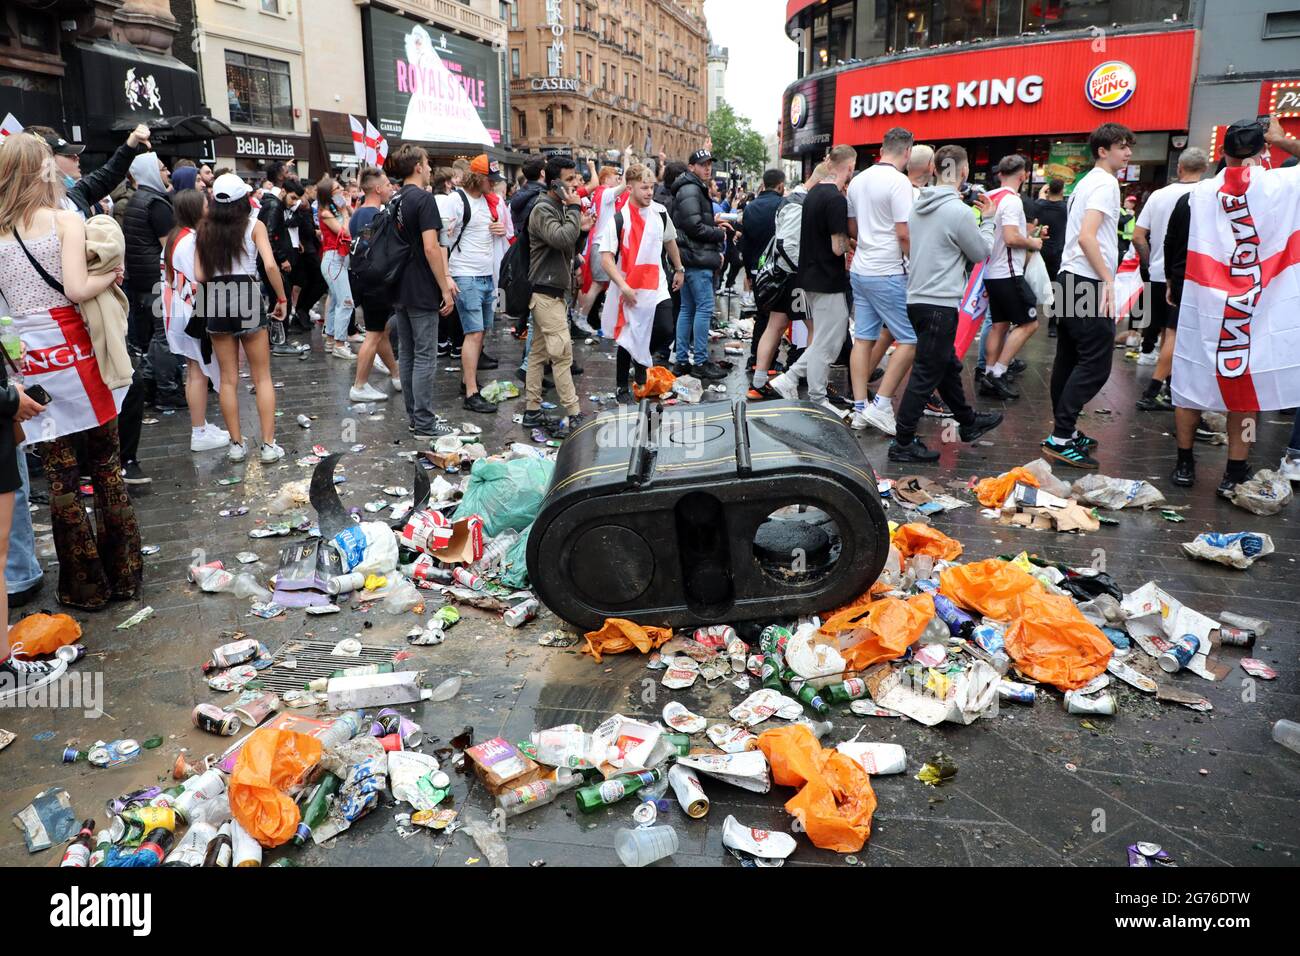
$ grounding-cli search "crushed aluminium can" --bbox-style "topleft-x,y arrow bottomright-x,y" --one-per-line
1064,691 -> 1118,715
1158,634 -> 1200,673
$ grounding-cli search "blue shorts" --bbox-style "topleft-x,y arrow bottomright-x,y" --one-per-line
850,272 -> 915,344
453,274 -> 496,334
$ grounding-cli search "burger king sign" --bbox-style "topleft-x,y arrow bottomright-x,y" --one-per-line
1085,61 -> 1137,110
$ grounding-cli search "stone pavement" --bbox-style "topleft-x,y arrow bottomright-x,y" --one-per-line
0,314 -> 1296,868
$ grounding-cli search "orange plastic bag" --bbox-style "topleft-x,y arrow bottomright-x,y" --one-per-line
839,593 -> 934,670
758,724 -> 876,853
975,467 -> 1039,508
582,618 -> 672,663
229,729 -> 322,847
940,559 -> 1111,689
892,523 -> 963,561
9,613 -> 82,658
633,366 -> 675,400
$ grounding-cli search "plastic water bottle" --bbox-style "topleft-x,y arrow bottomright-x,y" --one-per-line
1273,719 -> 1300,755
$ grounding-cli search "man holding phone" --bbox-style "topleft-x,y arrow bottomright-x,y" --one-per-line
523,155 -> 595,439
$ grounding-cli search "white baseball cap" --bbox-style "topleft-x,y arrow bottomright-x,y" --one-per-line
211,173 -> 251,203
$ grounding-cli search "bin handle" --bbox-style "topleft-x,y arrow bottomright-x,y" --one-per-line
626,399 -> 657,486
734,400 -> 752,477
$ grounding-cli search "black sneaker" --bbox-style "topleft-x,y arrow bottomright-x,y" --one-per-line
0,651 -> 67,705
692,362 -> 727,381
923,397 -> 952,418
429,422 -> 457,439
521,409 -> 551,429
747,383 -> 779,401
978,373 -> 1020,400
1040,439 -> 1098,469
672,362 -> 692,377
1217,474 -> 1244,500
8,579 -> 43,609
122,461 -> 151,485
478,352 -> 500,370
438,341 -> 452,357
824,386 -> 855,410
1008,358 -> 1027,376
570,362 -> 585,377
1171,458 -> 1195,487
464,393 -> 497,414
615,387 -> 634,404
449,345 -> 463,360
552,412 -> 587,439
1136,391 -> 1174,412
959,411 -> 1003,443
888,439 -> 940,463
1073,431 -> 1099,451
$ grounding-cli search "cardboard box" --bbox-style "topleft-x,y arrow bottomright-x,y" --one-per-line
431,515 -> 484,565
466,736 -> 544,793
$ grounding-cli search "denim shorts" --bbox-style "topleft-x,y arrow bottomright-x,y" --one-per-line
850,272 -> 915,344
453,274 -> 496,334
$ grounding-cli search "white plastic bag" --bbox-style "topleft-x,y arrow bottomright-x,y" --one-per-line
1071,474 -> 1166,510
1025,252 -> 1054,310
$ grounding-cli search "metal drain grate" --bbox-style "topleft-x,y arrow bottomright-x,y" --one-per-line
252,639 -> 407,695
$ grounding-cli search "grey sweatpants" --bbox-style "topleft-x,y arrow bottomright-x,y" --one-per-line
784,290 -> 850,403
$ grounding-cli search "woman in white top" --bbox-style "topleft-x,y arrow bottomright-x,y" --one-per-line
194,174 -> 288,463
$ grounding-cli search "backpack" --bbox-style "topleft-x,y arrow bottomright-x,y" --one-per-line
751,192 -> 807,311
769,191 -> 807,270
351,190 -> 411,298
499,190 -> 545,317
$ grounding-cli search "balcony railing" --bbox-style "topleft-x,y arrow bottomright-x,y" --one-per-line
360,0 -> 506,44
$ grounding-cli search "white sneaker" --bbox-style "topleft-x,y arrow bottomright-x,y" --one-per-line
260,441 -> 286,463
851,402 -> 897,436
349,383 -> 388,402
818,399 -> 848,420
348,333 -> 365,344
1136,351 -> 1158,366
309,309 -> 322,321
191,426 -> 231,452
373,356 -> 391,375
1279,454 -> 1300,483
769,373 -> 799,401
391,377 -> 402,393
228,440 -> 247,462
205,423 -> 230,441
333,345 -> 358,361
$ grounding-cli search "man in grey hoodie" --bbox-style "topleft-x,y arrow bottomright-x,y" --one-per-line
889,145 -> 1004,462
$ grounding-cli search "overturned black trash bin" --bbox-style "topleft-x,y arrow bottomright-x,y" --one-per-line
526,399 -> 890,631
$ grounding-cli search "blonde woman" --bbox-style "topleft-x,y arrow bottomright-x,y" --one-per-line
0,132 -> 142,611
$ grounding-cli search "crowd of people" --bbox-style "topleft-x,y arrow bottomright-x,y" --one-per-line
0,110 -> 1297,701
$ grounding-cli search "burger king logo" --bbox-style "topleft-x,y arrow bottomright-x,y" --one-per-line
789,92 -> 808,129
1085,61 -> 1137,110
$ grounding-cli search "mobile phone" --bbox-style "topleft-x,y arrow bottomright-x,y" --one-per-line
24,384 -> 51,405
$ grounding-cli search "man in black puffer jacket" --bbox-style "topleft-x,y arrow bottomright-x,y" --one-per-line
670,149 -> 730,380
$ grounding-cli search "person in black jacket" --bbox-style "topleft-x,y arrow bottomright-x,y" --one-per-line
670,148 -> 729,380
281,179 -> 326,337
1027,178 -> 1068,336
257,162 -> 297,331
740,169 -> 786,371
26,124 -> 152,219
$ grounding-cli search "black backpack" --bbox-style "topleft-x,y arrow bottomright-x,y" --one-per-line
351,190 -> 411,298
498,190 -> 544,318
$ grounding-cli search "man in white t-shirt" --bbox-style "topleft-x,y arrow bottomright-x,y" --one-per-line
846,126 -> 915,436
1131,147 -> 1209,412
978,154 -> 1044,402
443,153 -> 508,414
1041,122 -> 1134,470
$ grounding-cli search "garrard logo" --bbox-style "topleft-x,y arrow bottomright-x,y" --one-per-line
789,92 -> 808,129
124,68 -> 164,116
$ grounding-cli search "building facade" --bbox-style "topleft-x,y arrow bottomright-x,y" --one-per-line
780,0 -> 1300,192
507,0 -> 709,164
707,41 -> 727,115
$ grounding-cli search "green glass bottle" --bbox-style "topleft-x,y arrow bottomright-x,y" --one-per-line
825,677 -> 868,703
660,733 -> 690,755
293,773 -> 341,846
576,768 -> 663,813
794,683 -> 831,716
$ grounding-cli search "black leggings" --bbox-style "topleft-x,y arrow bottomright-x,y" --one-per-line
616,298 -> 676,388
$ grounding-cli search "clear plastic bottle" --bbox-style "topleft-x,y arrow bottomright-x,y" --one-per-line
1273,719 -> 1300,755
471,530 -> 519,574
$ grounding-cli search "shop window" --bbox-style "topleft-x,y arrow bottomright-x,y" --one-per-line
547,44 -> 561,77
260,0 -> 280,13
225,50 -> 294,130
511,48 -> 520,78
15,10 -> 57,52
1263,10 -> 1300,38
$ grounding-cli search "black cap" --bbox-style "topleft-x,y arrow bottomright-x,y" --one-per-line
1223,118 -> 1267,160
41,132 -> 84,157
487,160 -> 506,183
690,148 -> 714,166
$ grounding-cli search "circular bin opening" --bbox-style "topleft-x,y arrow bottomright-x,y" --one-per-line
753,504 -> 841,585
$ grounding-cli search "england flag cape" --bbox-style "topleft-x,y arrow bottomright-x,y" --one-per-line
1174,164 -> 1300,412
953,187 -> 1016,358
599,202 -> 665,367
580,185 -> 629,294
14,305 -> 126,444
160,228 -> 220,389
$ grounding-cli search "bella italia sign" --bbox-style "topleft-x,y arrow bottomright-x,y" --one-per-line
234,135 -> 297,158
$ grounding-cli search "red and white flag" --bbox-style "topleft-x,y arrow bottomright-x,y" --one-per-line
375,133 -> 389,167
1,112 -> 23,139
348,115 -> 366,161
364,119 -> 382,167
1174,164 -> 1300,412
580,185 -> 629,294
1113,247 -> 1145,322
599,203 -> 664,367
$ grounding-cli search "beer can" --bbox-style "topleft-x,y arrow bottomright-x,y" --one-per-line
409,554 -> 452,585
503,598 -> 540,628
372,709 -> 403,737
326,571 -> 366,595
452,566 -> 484,591
400,509 -> 453,554
1216,624 -> 1256,648
1158,634 -> 1200,673
1064,691 -> 1118,715
668,764 -> 710,818
232,692 -> 280,728
997,679 -> 1036,705
632,801 -> 657,827
55,644 -> 87,664
193,704 -> 241,736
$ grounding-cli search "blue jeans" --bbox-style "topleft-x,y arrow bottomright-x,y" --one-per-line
453,275 -> 495,334
6,453 -> 43,594
675,268 -> 715,367
850,273 -> 915,343
520,320 -> 533,373
976,313 -> 993,371
321,250 -> 353,340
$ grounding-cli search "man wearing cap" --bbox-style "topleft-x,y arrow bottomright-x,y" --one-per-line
1164,115 -> 1300,493
670,147 -> 730,381
440,154 -> 508,414
24,123 -> 153,219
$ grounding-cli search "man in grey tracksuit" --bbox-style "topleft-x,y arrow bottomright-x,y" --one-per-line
889,144 -> 1005,463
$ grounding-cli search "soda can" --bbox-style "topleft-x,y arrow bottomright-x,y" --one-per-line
1158,634 -> 1200,673
55,644 -> 87,665
1216,624 -> 1255,648
326,571 -> 366,595
296,414 -> 312,428
997,679 -> 1036,705
1064,691 -> 1118,715
192,704 -> 241,737
232,692 -> 280,728
668,764 -> 710,819
503,598 -> 539,628
632,801 -> 657,827
452,566 -> 485,591
692,625 -> 736,649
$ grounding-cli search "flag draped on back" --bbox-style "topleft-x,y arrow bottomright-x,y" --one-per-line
580,185 -> 628,294
1174,164 -> 1300,413
600,203 -> 664,367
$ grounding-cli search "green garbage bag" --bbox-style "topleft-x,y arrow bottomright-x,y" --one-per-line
500,523 -> 533,589
454,458 -> 554,537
